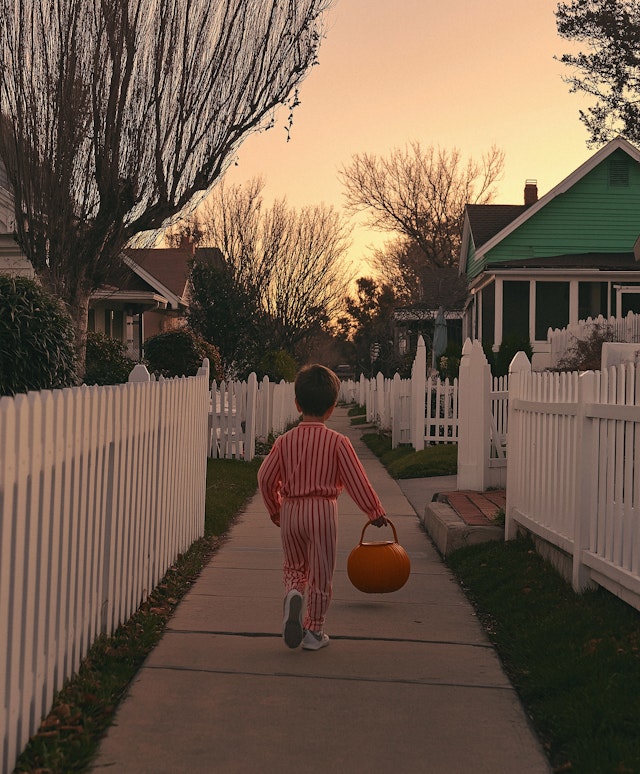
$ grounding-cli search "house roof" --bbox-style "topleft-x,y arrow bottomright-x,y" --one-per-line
460,136 -> 640,276
490,252 -> 640,271
465,205 -> 526,250
123,247 -> 193,307
393,305 -> 463,323
120,245 -> 223,310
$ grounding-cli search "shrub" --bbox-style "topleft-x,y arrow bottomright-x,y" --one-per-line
555,323 -> 616,372
437,342 -> 462,381
144,328 -> 222,382
493,335 -> 533,377
84,332 -> 136,385
256,349 -> 297,382
0,274 -> 79,396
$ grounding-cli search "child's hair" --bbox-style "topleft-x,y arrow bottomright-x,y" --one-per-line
295,364 -> 340,417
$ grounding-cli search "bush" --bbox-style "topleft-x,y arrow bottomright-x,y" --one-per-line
493,335 -> 533,377
256,349 -> 297,382
0,274 -> 79,396
437,342 -> 462,381
144,328 -> 222,382
83,332 -> 136,385
555,323 -> 616,371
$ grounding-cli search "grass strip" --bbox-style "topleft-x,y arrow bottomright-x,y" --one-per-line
361,431 -> 457,478
447,537 -> 640,774
14,456 -> 261,774
365,425 -> 640,771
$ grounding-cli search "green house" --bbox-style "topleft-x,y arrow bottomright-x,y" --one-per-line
459,136 -> 640,369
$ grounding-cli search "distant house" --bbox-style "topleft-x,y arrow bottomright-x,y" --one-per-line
0,158 -> 221,359
0,159 -> 33,277
459,137 -> 640,369
89,243 -> 223,360
393,266 -> 467,357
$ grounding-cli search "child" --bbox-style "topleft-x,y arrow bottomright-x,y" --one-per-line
257,364 -> 387,651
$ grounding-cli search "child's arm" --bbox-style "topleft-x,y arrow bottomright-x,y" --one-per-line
257,440 -> 283,526
337,437 -> 387,525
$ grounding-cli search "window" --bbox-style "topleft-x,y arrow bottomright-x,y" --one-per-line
481,282 -> 495,344
621,286 -> 640,315
503,281 -> 529,340
535,282 -> 569,340
104,309 -> 124,339
579,282 -> 608,321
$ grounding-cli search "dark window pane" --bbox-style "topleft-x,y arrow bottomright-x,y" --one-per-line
503,281 -> 529,340
481,282 -> 495,345
578,282 -> 608,321
536,282 -> 569,339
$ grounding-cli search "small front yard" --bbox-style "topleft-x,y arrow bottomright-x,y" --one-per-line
360,431 -> 457,478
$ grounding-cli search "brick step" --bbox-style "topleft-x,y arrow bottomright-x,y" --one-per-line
442,490 -> 506,526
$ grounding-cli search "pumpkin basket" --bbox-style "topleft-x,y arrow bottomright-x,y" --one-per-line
347,518 -> 411,593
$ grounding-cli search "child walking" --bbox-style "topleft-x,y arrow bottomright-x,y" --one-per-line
257,364 -> 387,651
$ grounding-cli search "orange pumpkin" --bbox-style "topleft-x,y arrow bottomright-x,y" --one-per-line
347,518 -> 410,593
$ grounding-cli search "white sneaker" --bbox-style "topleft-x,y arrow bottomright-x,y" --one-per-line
301,629 -> 330,650
282,590 -> 304,648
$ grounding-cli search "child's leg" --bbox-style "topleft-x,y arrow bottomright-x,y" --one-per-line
304,498 -> 337,632
280,500 -> 310,594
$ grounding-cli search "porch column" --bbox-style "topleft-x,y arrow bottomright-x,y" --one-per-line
494,279 -> 503,347
569,280 -> 579,326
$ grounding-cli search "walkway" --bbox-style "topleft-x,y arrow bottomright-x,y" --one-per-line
90,407 -> 550,773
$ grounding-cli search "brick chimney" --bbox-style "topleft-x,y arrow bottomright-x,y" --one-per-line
179,233 -> 196,255
524,179 -> 538,207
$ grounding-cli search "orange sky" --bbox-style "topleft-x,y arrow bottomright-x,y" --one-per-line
222,0 -> 594,276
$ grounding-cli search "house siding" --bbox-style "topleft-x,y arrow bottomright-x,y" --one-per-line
468,150 -> 640,278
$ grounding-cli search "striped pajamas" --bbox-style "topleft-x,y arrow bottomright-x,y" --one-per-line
257,421 -> 385,632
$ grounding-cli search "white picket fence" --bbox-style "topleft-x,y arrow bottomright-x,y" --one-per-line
347,338 -> 459,450
210,375 -> 298,461
0,362 -> 210,774
507,357 -> 640,608
548,311 -> 640,368
345,338 -> 509,493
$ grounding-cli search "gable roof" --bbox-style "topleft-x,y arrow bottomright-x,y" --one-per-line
465,204 -> 526,250
123,247 -> 193,308
460,136 -> 640,276
123,246 -> 224,306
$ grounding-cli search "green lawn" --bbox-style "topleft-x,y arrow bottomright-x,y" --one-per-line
447,538 -> 640,774
360,431 -> 457,478
364,426 -> 640,774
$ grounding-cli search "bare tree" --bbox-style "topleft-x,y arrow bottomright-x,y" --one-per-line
179,178 -> 353,360
371,236 -> 468,311
0,0 -> 331,368
370,238 -> 425,303
339,142 -> 504,269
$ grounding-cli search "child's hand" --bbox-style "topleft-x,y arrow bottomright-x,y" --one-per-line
370,515 -> 387,528
270,512 -> 281,527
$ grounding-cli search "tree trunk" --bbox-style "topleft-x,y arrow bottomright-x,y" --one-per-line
68,288 -> 91,380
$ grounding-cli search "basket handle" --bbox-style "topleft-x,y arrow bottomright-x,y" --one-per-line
359,517 -> 398,545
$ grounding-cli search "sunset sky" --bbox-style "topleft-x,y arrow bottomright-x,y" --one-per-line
223,0 -> 594,275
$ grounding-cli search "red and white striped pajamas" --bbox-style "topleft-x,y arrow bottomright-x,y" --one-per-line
257,421 -> 385,632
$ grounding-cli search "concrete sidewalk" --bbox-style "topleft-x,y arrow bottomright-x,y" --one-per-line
91,407 -> 550,774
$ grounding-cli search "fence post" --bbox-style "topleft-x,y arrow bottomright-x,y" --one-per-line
504,350 -> 532,539
128,363 -> 151,383
244,372 -> 258,461
391,373 -> 401,448
410,336 -> 426,451
456,339 -> 491,491
572,370 -> 598,591
197,357 -> 210,380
